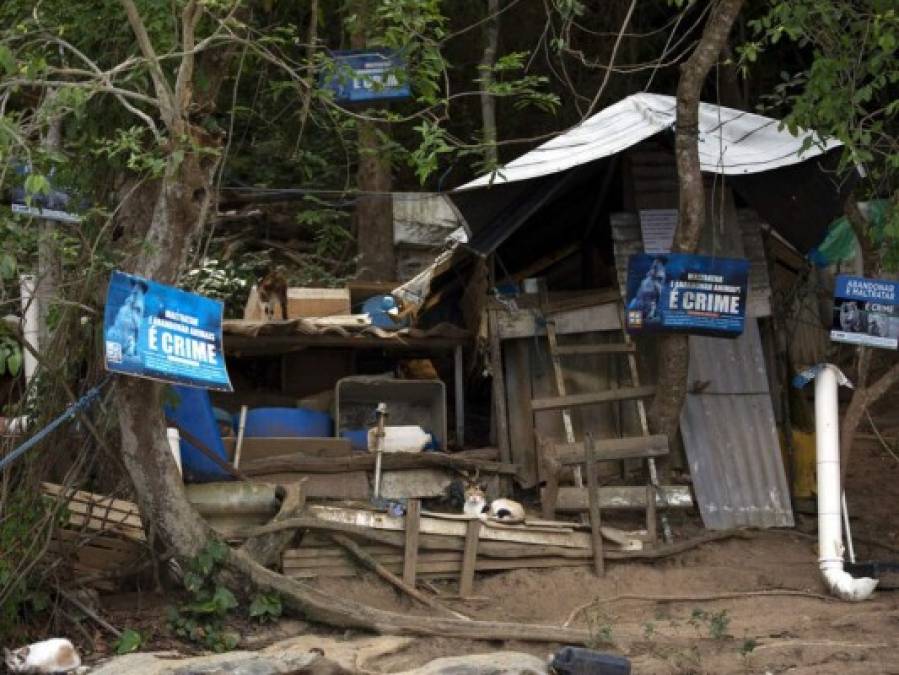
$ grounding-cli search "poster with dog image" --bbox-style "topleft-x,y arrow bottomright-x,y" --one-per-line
104,271 -> 233,390
830,275 -> 898,350
625,254 -> 749,338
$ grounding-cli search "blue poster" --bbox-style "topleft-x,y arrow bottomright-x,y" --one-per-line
104,271 -> 233,391
10,164 -> 84,223
321,49 -> 411,103
830,275 -> 898,350
625,254 -> 749,337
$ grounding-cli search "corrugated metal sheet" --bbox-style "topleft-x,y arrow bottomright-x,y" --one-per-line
460,93 -> 840,189
680,322 -> 794,529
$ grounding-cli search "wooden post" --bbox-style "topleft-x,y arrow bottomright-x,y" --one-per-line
487,309 -> 512,491
454,344 -> 465,449
403,498 -> 421,586
541,454 -> 561,521
646,484 -> 658,546
585,435 -> 605,576
460,518 -> 481,597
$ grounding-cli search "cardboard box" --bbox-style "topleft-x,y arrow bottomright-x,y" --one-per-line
287,287 -> 350,318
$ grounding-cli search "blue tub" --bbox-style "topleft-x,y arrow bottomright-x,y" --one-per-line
164,386 -> 232,483
239,407 -> 333,438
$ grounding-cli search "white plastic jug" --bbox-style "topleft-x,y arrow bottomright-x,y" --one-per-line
166,427 -> 183,477
367,425 -> 431,453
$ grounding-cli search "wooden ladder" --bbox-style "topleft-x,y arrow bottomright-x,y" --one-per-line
537,303 -> 675,545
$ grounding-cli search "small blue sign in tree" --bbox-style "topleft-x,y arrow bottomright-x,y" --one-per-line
321,49 -> 411,103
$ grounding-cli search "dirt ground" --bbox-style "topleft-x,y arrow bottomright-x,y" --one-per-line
93,433 -> 899,674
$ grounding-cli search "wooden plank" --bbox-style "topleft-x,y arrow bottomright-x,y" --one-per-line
487,310 -> 512,472
504,339 -> 537,487
646,484 -> 658,546
222,437 -> 352,463
584,437 -> 604,576
284,556 -> 591,579
453,344 -> 465,449
549,485 -> 694,512
494,303 -> 621,340
241,448 -> 516,476
459,519 -> 480,597
307,505 -> 592,549
550,434 -> 669,465
531,385 -> 657,411
380,469 -> 453,499
555,343 -> 636,356
403,499 -> 421,586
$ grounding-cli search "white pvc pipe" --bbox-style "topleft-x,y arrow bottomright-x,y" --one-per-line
814,364 -> 878,601
19,275 -> 39,383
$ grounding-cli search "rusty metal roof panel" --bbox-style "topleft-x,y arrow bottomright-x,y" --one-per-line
680,322 -> 794,530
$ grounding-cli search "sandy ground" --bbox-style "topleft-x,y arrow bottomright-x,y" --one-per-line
304,436 -> 899,674
94,435 -> 899,674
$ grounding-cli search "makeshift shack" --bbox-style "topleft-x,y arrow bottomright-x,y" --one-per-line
394,92 -> 854,532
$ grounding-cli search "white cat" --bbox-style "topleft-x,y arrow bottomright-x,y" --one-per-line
463,484 -> 525,524
3,638 -> 84,674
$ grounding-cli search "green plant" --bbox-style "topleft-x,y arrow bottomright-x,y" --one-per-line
167,540 -> 240,652
114,628 -> 143,655
584,605 -> 614,648
642,620 -> 656,640
0,335 -> 22,377
248,593 -> 282,624
708,609 -> 731,641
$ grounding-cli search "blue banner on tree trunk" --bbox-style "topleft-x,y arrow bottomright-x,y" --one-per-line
830,275 -> 899,350
104,271 -> 232,390
321,49 -> 411,103
625,254 -> 749,338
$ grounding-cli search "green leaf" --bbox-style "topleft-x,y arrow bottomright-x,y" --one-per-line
7,349 -> 22,377
114,629 -> 142,655
0,253 -> 16,280
0,45 -> 14,75
211,586 -> 238,614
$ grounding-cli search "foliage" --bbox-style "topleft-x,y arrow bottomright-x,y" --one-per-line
248,592 -> 282,624
167,540 -> 241,652
741,0 -> 899,270
0,492 -> 51,636
688,607 -> 731,641
114,628 -> 143,655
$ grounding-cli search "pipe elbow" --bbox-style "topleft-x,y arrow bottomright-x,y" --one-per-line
821,566 -> 878,602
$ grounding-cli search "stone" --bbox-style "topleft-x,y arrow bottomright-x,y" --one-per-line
393,651 -> 550,675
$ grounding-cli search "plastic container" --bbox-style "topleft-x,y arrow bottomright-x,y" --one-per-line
336,376 -> 446,451
340,428 -> 370,452
550,647 -> 631,675
163,386 -> 232,483
361,295 -> 408,329
240,407 -> 333,438
166,427 -> 183,477
367,425 -> 431,453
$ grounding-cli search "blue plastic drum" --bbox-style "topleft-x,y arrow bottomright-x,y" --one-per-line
239,407 -> 334,438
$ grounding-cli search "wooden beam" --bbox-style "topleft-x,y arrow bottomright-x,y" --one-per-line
453,344 -> 465,449
460,519 -> 481,597
241,448 -> 517,476
554,343 -> 636,356
549,485 -> 694,512
493,303 -> 621,341
531,385 -> 656,411
585,437 -> 604,576
550,434 -> 669,465
403,499 -> 421,587
487,310 -> 513,473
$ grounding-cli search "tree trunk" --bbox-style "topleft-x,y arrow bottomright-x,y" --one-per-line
479,0 -> 499,169
38,103 -> 63,350
649,0 -> 745,439
350,1 -> 395,282
838,197 -> 885,480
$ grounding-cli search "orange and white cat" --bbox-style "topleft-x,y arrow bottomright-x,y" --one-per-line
463,484 -> 525,524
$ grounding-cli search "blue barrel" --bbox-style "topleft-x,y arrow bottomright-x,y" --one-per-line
240,407 -> 333,438
551,647 -> 631,675
164,386 -> 232,483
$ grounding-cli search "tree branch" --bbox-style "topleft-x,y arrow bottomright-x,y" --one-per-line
120,0 -> 177,126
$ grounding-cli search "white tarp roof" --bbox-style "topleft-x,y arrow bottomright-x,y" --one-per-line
459,93 -> 841,190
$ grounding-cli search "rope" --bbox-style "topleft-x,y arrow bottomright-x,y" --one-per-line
0,374 -> 114,473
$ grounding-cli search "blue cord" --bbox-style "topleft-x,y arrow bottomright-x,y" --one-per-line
0,374 -> 113,473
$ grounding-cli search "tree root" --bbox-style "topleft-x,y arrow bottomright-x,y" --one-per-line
563,589 -> 837,627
